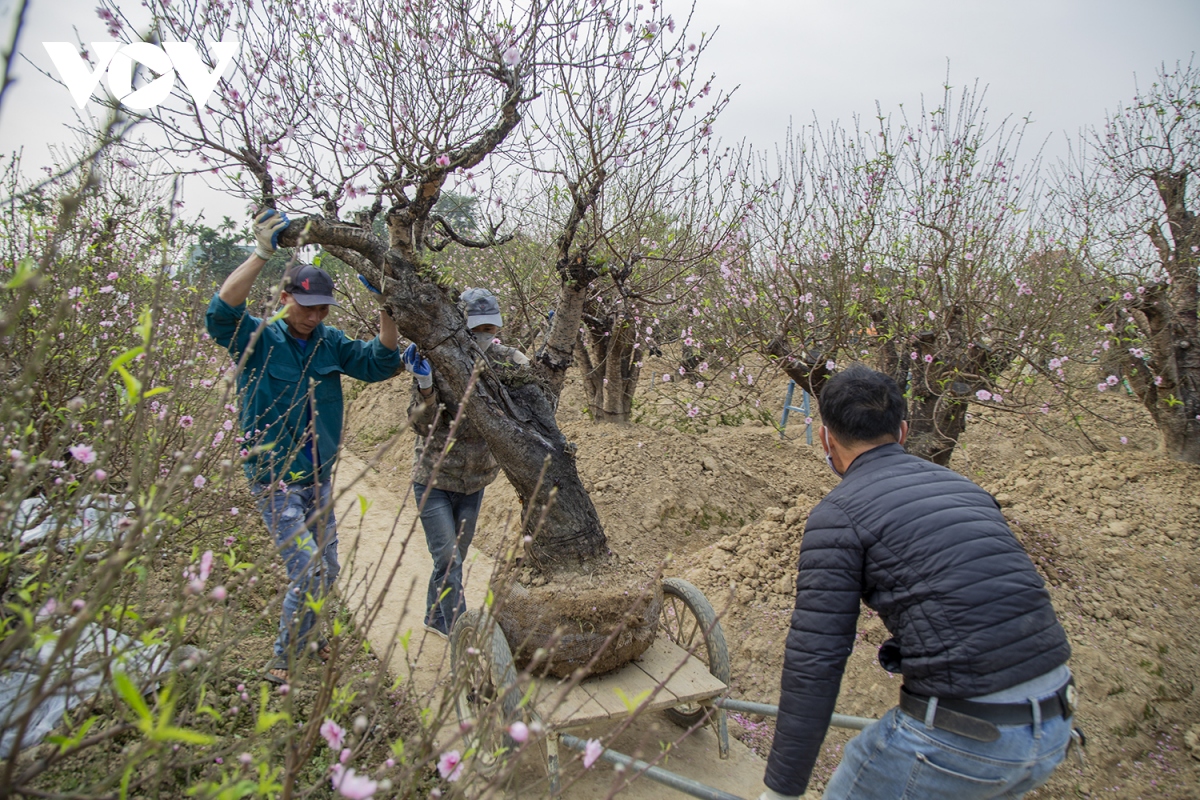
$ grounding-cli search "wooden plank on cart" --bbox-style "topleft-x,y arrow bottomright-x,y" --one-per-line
586,655 -> 681,719
537,679 -> 610,728
633,636 -> 727,706
533,637 -> 728,731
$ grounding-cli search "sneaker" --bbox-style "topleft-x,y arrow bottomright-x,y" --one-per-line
423,621 -> 449,641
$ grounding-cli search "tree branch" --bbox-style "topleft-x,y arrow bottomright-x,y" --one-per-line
424,214 -> 513,251
275,216 -> 387,266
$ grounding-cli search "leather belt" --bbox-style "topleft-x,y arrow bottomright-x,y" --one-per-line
898,677 -> 1075,743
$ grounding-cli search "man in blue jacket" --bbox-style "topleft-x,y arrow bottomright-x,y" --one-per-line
761,365 -> 1073,800
205,210 -> 400,684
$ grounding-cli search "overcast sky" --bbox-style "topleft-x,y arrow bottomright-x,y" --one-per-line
0,0 -> 1196,223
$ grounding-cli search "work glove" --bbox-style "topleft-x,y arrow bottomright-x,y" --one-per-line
402,343 -> 433,389
758,790 -> 800,800
253,209 -> 290,260
358,275 -> 394,317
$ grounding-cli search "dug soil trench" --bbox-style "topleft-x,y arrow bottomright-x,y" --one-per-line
344,368 -> 1200,799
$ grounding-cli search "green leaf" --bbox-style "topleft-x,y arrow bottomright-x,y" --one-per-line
612,687 -> 651,714
113,671 -> 153,725
106,346 -> 146,376
115,365 -> 143,404
4,255 -> 38,288
153,725 -> 215,745
135,307 -> 153,346
46,716 -> 97,753
358,494 -> 373,516
255,684 -> 291,733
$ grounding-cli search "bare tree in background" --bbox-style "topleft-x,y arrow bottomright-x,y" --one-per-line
724,84 -> 1090,464
514,2 -> 734,422
1057,60 -> 1200,463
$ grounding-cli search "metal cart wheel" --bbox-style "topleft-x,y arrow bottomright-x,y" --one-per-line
659,577 -> 731,728
449,608 -> 521,774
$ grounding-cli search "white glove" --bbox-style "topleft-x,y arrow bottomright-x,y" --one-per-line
759,790 -> 800,800
253,209 -> 289,260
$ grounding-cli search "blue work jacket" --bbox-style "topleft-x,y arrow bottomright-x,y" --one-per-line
205,294 -> 400,484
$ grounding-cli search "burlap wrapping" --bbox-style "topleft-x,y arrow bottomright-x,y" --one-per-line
493,578 -> 662,678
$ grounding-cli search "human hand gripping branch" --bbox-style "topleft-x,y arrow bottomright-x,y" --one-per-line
402,343 -> 433,392
378,307 -> 398,351
358,275 -> 399,351
217,209 -> 290,306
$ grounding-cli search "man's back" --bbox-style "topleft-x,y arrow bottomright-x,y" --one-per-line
767,444 -> 1072,795
763,365 -> 1073,800
810,442 -> 1070,697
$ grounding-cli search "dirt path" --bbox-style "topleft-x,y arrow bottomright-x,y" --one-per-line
333,450 -> 777,799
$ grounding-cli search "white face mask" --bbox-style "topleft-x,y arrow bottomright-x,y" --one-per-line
474,331 -> 495,348
821,429 -> 845,478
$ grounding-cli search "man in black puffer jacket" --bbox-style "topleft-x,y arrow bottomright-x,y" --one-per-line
760,365 -> 1073,800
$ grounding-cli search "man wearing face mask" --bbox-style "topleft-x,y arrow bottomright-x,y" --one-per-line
759,365 -> 1074,800
403,287 -> 529,639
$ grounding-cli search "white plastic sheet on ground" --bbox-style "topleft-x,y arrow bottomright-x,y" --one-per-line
0,623 -> 194,758
9,494 -> 134,548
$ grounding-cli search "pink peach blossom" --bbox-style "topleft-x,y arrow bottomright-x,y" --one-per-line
438,750 -> 463,781
321,719 -> 346,750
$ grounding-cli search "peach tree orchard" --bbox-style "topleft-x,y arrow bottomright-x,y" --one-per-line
710,84 -> 1092,465
102,0 -> 726,673
432,4 -> 737,428
1055,61 -> 1200,463
492,34 -> 733,425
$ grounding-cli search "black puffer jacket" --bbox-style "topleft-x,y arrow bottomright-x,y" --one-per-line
763,443 -> 1070,796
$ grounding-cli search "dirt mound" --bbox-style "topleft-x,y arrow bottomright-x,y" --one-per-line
346,375 -> 1200,798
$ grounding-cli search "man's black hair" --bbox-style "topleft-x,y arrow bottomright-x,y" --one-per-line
818,364 -> 906,444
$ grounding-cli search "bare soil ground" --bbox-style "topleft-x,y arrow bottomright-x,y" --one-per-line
347,366 -> 1200,800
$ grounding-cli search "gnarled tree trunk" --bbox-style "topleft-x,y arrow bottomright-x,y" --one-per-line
904,313 -> 1012,465
576,312 -> 642,423
319,228 -> 661,676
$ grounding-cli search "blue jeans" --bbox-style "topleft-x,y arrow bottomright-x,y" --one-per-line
821,705 -> 1071,799
253,480 -> 340,660
413,483 -> 483,634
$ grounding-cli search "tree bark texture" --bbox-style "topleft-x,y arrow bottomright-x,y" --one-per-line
1145,172 -> 1199,462
767,336 -> 834,402
533,270 -> 591,401
1101,171 -> 1200,464
577,312 -> 642,424
905,395 -> 970,466
904,316 -> 1011,466
532,174 -> 607,402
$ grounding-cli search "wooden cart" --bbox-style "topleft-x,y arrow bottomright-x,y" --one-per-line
449,577 -> 738,798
